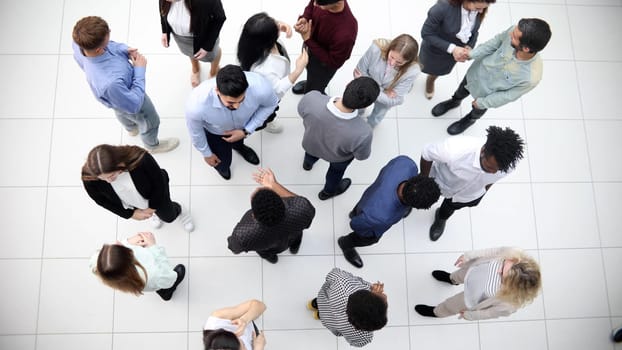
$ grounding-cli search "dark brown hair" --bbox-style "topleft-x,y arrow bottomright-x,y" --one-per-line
72,16 -> 110,51
81,144 -> 147,181
94,244 -> 146,295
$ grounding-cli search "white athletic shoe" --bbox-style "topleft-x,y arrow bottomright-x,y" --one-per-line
150,215 -> 163,229
264,120 -> 283,133
178,210 -> 195,233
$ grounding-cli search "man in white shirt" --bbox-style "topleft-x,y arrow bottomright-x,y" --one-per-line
420,126 -> 524,241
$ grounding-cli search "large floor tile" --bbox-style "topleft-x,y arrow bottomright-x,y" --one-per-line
409,323 -> 480,350
540,249 -> 609,319
0,336 -> 34,350
525,120 -> 591,182
37,258 -> 113,333
546,318 -> 616,350
188,257 -> 262,330
471,183 -> 537,249
404,205 -> 473,254
263,329 -> 336,350
0,56 -> 58,117
568,5 -> 622,61
603,248 -> 622,317
1,0 -> 63,54
43,187 -> 118,258
36,334 -> 112,350
113,332 -> 187,350
532,183 -> 600,249
0,260 -> 41,334
576,61 -> 622,120
593,183 -> 622,247
338,326 -> 410,350
262,255 -> 334,330
479,320 -> 547,350
585,120 -> 622,182
0,188 -> 47,258
0,119 -> 52,186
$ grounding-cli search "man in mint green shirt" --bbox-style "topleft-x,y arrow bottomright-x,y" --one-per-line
431,18 -> 551,135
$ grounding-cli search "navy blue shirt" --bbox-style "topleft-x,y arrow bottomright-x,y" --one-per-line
350,155 -> 419,238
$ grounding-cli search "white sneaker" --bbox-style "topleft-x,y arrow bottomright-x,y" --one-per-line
150,215 -> 163,229
264,120 -> 283,134
178,211 -> 195,233
146,137 -> 180,154
128,128 -> 139,136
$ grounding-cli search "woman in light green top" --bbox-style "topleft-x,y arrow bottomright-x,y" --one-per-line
90,232 -> 185,301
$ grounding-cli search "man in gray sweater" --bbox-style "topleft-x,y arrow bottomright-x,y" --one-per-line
298,77 -> 380,200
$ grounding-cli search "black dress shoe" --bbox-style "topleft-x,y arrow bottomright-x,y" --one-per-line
318,178 -> 352,200
414,304 -> 437,317
236,145 -> 260,165
338,237 -> 363,268
613,326 -> 622,343
447,114 -> 476,135
292,80 -> 306,95
156,264 -> 186,301
431,98 -> 461,117
303,160 -> 313,171
429,208 -> 447,241
432,270 -> 456,285
261,254 -> 278,264
217,168 -> 231,180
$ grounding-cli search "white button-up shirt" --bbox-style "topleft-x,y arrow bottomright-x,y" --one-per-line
421,136 -> 509,203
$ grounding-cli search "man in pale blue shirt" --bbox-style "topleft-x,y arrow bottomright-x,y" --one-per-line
431,18 -> 552,135
72,16 -> 178,153
186,65 -> 279,180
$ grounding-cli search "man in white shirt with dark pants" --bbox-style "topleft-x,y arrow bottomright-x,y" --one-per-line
420,126 -> 524,241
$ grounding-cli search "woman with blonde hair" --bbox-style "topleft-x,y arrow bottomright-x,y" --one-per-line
354,34 -> 420,128
415,247 -> 541,320
90,232 -> 185,301
420,0 -> 496,99
202,299 -> 267,350
82,144 -> 194,232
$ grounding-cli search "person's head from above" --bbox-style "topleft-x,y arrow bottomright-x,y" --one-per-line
314,0 -> 344,12
216,65 -> 249,110
400,175 -> 441,209
480,126 -> 524,174
383,34 -> 419,69
237,12 -> 280,71
82,144 -> 146,183
251,188 -> 286,227
451,0 -> 496,14
94,243 -> 145,295
72,16 -> 110,54
498,255 -> 541,307
511,18 -> 551,54
346,289 -> 388,331
342,76 -> 381,110
203,328 -> 243,350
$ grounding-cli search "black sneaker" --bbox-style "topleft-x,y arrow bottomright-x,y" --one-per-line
447,115 -> 476,135
156,264 -> 186,301
292,81 -> 306,95
414,304 -> 437,317
432,270 -> 455,285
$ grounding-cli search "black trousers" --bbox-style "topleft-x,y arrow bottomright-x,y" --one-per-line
304,51 -> 338,95
438,195 -> 484,220
154,169 -> 181,223
256,231 -> 303,258
452,77 -> 487,119
339,231 -> 381,249
205,129 -> 248,173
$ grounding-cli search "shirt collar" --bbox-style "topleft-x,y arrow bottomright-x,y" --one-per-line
326,96 -> 357,120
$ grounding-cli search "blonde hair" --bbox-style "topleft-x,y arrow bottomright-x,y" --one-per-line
94,244 -> 147,295
497,253 -> 541,307
375,34 -> 420,91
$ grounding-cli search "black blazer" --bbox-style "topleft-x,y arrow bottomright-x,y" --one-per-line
83,153 -> 172,219
160,0 -> 226,54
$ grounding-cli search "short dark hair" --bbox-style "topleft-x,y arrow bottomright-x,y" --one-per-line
483,126 -> 525,172
346,289 -> 388,331
216,65 -> 249,97
517,18 -> 551,53
401,175 -> 441,209
72,16 -> 110,51
203,329 -> 240,350
251,189 -> 286,226
342,77 -> 380,110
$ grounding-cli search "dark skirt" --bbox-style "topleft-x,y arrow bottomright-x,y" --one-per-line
419,40 -> 457,76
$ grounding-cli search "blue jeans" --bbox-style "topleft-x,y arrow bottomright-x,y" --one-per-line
304,153 -> 353,193
361,102 -> 391,128
114,94 -> 160,147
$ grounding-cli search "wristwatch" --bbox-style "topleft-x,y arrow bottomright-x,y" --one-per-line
243,129 -> 251,137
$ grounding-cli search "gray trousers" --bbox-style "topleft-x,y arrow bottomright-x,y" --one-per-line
114,94 -> 160,147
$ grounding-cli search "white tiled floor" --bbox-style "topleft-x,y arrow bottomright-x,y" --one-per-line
0,0 -> 621,349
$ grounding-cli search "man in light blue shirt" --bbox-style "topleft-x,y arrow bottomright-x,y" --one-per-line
72,16 -> 178,153
431,18 -> 552,135
186,65 -> 279,180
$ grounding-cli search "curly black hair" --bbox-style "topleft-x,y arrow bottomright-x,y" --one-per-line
251,188 -> 286,226
346,289 -> 388,331
401,175 -> 441,209
483,126 -> 524,172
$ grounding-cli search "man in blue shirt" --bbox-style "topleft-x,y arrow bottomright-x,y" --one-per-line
186,65 -> 279,180
338,155 -> 440,268
72,16 -> 178,153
